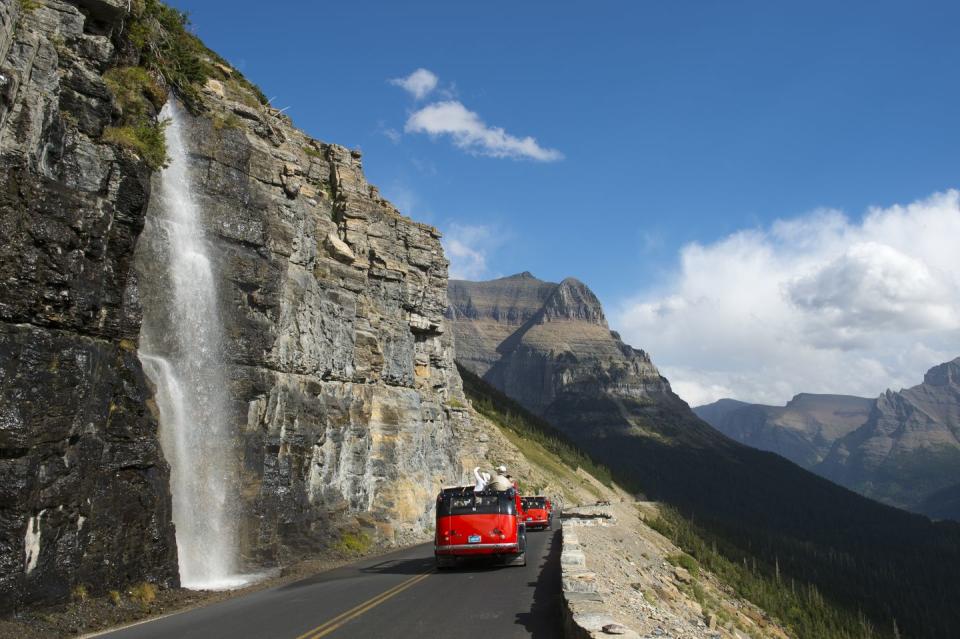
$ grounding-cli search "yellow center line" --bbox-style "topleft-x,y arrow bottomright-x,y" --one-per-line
294,571 -> 432,639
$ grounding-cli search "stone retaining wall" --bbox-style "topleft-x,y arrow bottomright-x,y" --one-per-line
560,512 -> 639,639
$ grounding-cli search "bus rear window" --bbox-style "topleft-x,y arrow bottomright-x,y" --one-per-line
438,491 -> 516,516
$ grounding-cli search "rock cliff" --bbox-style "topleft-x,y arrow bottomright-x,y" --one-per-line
447,273 -> 732,485
140,73 -> 473,565
0,0 -> 483,610
0,0 -> 177,611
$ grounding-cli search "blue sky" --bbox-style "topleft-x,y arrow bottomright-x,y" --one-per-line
170,0 -> 960,404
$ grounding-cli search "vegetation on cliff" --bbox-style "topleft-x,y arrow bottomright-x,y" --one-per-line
102,0 -> 269,168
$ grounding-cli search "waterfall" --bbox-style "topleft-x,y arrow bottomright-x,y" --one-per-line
137,102 -> 251,590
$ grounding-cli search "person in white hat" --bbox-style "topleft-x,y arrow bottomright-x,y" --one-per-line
488,465 -> 513,491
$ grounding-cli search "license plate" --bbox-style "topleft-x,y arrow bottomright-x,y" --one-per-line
468,534 -> 481,544
526,517 -> 533,521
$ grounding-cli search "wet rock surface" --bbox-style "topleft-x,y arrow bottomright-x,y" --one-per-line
0,0 -> 177,612
133,89 -> 476,566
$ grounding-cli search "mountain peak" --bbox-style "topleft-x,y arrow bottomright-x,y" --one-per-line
544,277 -> 606,324
504,271 -> 539,281
923,357 -> 960,387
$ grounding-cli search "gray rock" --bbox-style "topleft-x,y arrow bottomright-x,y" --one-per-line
0,0 -> 481,613
818,357 -> 960,512
0,1 -> 177,612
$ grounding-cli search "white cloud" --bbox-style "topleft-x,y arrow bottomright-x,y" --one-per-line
389,68 -> 438,100
613,190 -> 960,407
442,223 -> 506,280
405,101 -> 563,162
382,127 -> 401,143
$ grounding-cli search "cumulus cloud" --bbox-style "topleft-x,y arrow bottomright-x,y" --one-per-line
389,68 -> 438,100
405,101 -> 563,162
613,190 -> 960,406
442,223 -> 507,280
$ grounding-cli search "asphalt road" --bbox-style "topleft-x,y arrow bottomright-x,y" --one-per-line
98,525 -> 562,639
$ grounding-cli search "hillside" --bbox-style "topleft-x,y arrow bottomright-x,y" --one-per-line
447,273 -> 960,639
462,372 -> 798,639
918,481 -> 960,521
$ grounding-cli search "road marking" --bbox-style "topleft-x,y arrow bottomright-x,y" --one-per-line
295,571 -> 432,639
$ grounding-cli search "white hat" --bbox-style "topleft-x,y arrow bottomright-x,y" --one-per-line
497,465 -> 507,473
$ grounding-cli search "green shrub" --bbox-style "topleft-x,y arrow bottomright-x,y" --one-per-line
335,531 -> 372,556
103,121 -> 169,169
104,66 -> 167,120
212,111 -> 242,131
128,582 -> 157,607
17,0 -> 41,13
125,0 -> 267,113
667,552 -> 700,577
70,584 -> 89,602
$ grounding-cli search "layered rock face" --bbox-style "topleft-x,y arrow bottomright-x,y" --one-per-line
818,358 -> 960,512
695,394 -> 873,468
142,80 -> 475,564
0,1 -> 177,610
448,273 -> 671,423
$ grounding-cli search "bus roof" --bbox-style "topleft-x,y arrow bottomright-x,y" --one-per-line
439,485 -> 515,498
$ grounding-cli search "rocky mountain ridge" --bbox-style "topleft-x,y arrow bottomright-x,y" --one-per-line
694,393 -> 874,468
696,357 -> 960,517
448,272 -> 670,419
819,357 -> 960,514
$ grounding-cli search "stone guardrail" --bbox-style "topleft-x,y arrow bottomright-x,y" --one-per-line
560,513 -> 639,638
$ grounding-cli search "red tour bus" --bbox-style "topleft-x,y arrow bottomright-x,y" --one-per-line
520,496 -> 551,530
434,486 -> 527,568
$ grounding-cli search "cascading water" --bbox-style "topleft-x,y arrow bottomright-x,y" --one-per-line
137,102 -> 251,590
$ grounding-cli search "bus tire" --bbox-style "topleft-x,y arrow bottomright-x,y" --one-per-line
508,551 -> 526,567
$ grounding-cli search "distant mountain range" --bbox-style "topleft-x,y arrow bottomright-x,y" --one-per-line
695,357 -> 960,520
447,272 -> 960,637
694,394 -> 874,468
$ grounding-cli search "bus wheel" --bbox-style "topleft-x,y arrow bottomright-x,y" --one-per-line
507,552 -> 526,567
435,556 -> 455,570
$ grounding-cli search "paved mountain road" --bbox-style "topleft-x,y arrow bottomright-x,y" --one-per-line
98,527 -> 562,639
